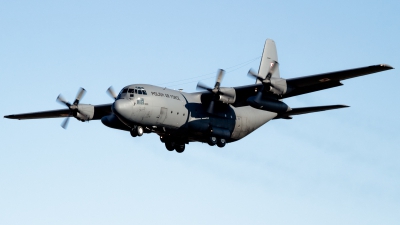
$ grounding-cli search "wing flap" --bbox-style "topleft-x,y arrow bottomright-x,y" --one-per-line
275,105 -> 349,119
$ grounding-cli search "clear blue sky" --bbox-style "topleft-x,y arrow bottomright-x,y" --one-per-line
1,1 -> 399,224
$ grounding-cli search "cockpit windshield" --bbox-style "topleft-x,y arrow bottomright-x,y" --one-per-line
117,86 -> 147,99
130,86 -> 147,95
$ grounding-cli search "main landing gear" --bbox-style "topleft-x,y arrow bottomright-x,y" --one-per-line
130,125 -> 144,137
165,141 -> 186,153
208,136 -> 226,148
161,136 -> 186,153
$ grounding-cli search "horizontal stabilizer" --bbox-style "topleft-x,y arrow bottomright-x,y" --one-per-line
274,105 -> 349,119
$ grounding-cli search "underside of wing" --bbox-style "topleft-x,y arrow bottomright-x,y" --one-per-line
4,104 -> 112,120
231,83 -> 263,107
283,64 -> 393,98
4,108 -> 71,120
274,105 -> 349,119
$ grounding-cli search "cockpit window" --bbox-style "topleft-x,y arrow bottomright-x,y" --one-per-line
128,89 -> 135,93
130,86 -> 148,95
121,88 -> 128,93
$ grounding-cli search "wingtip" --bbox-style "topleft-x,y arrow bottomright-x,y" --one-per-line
380,64 -> 394,69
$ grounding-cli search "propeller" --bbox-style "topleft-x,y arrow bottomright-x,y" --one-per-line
197,69 -> 233,114
247,61 -> 280,98
106,86 -> 117,100
56,87 -> 87,129
197,69 -> 225,94
247,60 -> 278,83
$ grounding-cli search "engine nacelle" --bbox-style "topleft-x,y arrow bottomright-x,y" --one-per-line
218,87 -> 236,104
247,96 -> 290,113
265,77 -> 287,95
75,104 -> 94,121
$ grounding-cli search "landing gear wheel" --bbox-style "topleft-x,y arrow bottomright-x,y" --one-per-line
130,128 -> 137,137
165,142 -> 175,151
207,136 -> 217,146
136,126 -> 144,136
216,138 -> 226,148
175,143 -> 185,153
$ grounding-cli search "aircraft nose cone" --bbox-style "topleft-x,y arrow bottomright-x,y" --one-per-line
112,99 -> 132,121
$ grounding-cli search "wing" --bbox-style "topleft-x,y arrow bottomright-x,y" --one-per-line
4,104 -> 112,120
282,64 -> 393,98
231,83 -> 263,107
230,64 -> 393,107
274,105 -> 349,119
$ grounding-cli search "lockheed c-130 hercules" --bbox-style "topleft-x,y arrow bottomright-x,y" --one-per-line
4,39 -> 393,153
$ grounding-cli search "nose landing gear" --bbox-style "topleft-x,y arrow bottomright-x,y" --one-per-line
130,125 -> 144,137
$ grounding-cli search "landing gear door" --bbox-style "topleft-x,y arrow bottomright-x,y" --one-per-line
156,107 -> 168,124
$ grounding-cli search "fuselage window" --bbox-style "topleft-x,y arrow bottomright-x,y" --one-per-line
137,98 -> 144,105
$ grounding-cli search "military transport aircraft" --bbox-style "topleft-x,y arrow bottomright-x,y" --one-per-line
4,39 -> 393,153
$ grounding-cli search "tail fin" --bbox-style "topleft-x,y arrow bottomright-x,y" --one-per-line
256,39 -> 280,84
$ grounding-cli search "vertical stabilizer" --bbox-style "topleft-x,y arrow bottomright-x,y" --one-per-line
256,39 -> 280,83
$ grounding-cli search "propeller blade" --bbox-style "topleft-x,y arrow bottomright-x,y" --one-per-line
215,69 -> 225,89
107,86 -> 117,100
73,87 -> 86,105
207,100 -> 215,114
247,69 -> 262,79
56,94 -> 71,107
196,82 -> 213,92
61,115 -> 71,129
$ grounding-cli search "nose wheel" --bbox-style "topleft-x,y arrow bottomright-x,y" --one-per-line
130,125 -> 144,137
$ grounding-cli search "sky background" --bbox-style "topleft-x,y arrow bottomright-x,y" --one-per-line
1,0 -> 399,224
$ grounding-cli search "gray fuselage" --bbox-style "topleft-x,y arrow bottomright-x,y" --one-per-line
111,84 -> 276,143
